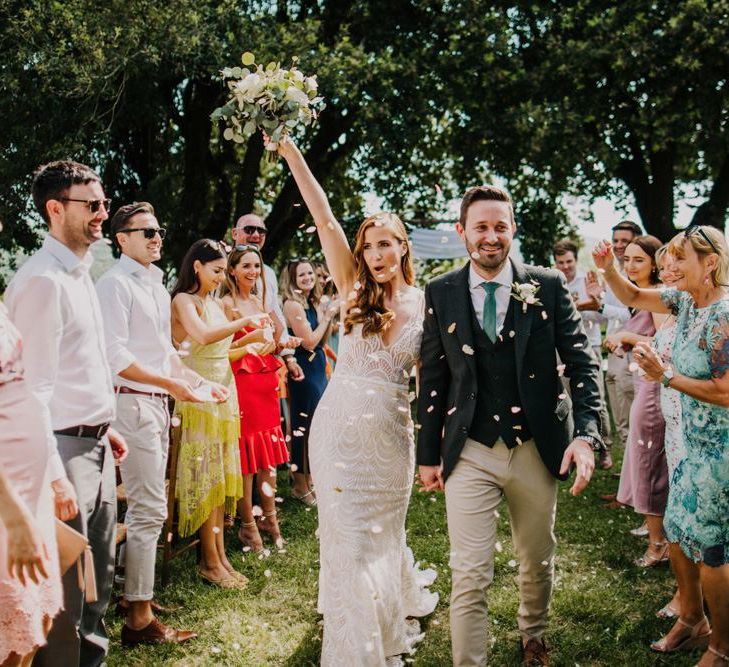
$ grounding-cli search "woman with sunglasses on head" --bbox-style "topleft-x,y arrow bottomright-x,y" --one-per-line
170,239 -> 270,589
221,245 -> 295,552
594,226 -> 729,665
280,258 -> 336,506
274,136 -> 437,666
602,236 -> 670,568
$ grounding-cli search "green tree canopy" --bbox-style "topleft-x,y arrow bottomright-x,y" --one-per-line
1,0 -> 726,290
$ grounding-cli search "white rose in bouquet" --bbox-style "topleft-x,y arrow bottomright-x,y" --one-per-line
212,52 -> 325,154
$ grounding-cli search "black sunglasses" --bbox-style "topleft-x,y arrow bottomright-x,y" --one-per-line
685,224 -> 721,255
118,227 -> 167,240
60,197 -> 112,214
240,225 -> 267,236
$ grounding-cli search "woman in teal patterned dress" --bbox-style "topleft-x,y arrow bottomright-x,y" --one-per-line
594,225 -> 729,667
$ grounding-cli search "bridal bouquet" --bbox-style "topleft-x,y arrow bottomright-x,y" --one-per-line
211,52 -> 325,152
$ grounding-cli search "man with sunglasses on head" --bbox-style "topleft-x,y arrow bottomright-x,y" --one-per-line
5,160 -> 128,667
95,202 -> 219,647
232,213 -> 304,381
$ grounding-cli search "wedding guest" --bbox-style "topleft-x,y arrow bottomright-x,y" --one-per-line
96,202 -> 224,645
170,239 -> 267,589
594,226 -> 729,664
553,239 -> 612,468
605,236 -> 669,567
5,160 -> 128,667
281,259 -> 336,505
231,214 -> 304,381
0,294 -> 62,665
221,244 -> 291,552
601,221 -> 641,449
652,246 -> 686,620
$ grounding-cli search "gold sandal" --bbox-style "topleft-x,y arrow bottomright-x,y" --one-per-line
198,568 -> 245,590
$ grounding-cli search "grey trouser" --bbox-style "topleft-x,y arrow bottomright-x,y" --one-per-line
605,352 -> 634,448
115,394 -> 170,601
445,439 -> 557,667
33,435 -> 116,667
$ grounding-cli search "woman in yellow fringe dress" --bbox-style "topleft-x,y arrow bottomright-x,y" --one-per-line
171,239 -> 271,589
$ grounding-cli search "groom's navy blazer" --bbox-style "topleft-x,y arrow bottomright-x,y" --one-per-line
417,259 -> 603,481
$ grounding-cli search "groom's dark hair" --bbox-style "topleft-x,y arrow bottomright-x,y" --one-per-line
459,185 -> 514,226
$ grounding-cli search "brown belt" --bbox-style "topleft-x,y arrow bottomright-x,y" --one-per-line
116,386 -> 168,400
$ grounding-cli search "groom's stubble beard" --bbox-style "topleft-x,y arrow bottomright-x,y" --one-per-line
465,236 -> 512,275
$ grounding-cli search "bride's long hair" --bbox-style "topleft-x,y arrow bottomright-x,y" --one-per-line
343,212 -> 415,338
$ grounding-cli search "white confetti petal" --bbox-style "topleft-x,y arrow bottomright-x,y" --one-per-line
462,344 -> 474,355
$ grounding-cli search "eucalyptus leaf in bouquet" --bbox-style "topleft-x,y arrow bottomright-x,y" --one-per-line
212,52 -> 325,152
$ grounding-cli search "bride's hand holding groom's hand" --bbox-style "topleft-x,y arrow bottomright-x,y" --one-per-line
418,465 -> 444,492
559,439 -> 595,496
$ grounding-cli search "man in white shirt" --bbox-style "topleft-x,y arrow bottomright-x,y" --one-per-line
553,239 -> 612,468
96,202 -> 216,646
232,214 -> 304,382
5,160 -> 128,667
586,221 -> 640,451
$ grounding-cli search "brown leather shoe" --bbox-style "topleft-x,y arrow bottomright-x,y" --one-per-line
115,597 -> 181,617
599,492 -> 617,502
522,637 -> 550,666
121,618 -> 197,646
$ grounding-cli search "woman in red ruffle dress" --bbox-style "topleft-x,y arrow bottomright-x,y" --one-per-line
222,245 -> 298,552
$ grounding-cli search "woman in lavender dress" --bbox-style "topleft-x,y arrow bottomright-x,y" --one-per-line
604,236 -> 670,568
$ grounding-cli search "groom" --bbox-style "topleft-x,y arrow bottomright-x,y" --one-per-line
417,185 -> 603,666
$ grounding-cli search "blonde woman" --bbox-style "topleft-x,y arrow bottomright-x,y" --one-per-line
276,136 -> 437,666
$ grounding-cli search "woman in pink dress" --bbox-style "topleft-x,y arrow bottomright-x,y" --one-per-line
0,301 -> 63,665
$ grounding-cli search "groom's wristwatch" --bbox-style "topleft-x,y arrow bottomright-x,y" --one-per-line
577,435 -> 603,452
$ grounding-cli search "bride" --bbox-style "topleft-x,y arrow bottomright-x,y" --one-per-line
275,136 -> 438,666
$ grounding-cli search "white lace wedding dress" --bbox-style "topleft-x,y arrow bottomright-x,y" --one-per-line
309,290 -> 438,666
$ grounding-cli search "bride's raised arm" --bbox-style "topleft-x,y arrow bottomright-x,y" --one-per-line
275,136 -> 356,295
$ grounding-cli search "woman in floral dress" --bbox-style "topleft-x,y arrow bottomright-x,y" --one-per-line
594,225 -> 729,666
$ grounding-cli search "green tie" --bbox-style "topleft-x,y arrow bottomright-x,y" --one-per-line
481,282 -> 498,342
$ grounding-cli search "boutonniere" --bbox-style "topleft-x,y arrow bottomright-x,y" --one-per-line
510,281 -> 542,312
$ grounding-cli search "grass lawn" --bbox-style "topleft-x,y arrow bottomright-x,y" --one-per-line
106,453 -> 698,666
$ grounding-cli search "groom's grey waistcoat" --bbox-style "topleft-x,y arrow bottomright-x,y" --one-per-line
469,299 -> 532,448
417,259 -> 603,481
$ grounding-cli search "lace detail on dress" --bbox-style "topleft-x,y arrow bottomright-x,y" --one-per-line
310,290 -> 438,666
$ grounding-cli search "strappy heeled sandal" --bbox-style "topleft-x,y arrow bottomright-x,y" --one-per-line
656,601 -> 680,619
635,541 -> 670,568
238,520 -> 264,554
257,510 -> 286,548
292,489 -> 317,507
651,616 -> 712,654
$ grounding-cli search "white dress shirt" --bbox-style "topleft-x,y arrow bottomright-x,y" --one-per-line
5,235 -> 116,481
468,260 -> 514,336
95,254 -> 175,393
260,263 -> 293,355
602,279 -> 631,335
566,271 -> 607,348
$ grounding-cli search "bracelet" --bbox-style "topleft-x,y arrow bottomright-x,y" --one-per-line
284,356 -> 296,365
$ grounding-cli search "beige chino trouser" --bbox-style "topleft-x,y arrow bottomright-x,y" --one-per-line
445,438 -> 557,667
605,352 -> 634,449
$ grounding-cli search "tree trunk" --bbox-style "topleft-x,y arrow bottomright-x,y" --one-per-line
690,149 -> 729,230
616,138 -> 676,241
